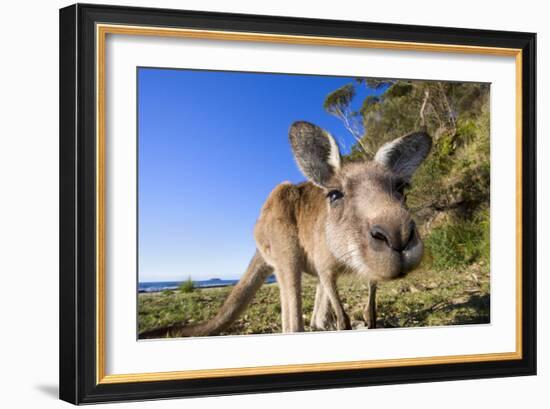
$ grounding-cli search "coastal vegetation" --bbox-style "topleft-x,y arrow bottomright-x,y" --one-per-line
178,276 -> 195,294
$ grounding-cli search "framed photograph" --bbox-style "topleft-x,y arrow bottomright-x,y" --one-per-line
59,3 -> 536,404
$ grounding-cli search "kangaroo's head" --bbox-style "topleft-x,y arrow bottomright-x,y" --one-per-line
289,121 -> 432,282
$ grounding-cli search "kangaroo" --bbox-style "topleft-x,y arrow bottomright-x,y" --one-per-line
140,121 -> 431,338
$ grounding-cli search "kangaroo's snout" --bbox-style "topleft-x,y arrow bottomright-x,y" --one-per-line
361,210 -> 423,281
369,220 -> 415,253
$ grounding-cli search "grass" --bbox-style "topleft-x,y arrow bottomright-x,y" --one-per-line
424,210 -> 490,270
138,261 -> 489,338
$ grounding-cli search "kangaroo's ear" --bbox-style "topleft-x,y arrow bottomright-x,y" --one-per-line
289,121 -> 341,188
374,131 -> 432,181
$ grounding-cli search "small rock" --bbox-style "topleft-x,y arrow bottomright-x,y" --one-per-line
352,321 -> 366,330
409,285 -> 420,293
451,296 -> 469,304
464,288 -> 481,294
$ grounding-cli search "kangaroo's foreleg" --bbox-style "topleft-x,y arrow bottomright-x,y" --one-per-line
363,281 -> 377,329
311,283 -> 335,331
317,272 -> 351,331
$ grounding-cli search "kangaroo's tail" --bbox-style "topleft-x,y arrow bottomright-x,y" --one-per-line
139,251 -> 273,339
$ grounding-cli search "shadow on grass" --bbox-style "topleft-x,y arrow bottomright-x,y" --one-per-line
443,293 -> 490,325
380,293 -> 490,328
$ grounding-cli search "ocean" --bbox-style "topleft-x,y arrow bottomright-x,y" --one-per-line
138,275 -> 277,293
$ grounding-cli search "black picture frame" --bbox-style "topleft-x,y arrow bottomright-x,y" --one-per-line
59,3 -> 536,404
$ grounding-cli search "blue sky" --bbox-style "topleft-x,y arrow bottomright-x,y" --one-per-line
138,68 -> 379,282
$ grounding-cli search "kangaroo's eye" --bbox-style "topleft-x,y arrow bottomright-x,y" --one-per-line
327,189 -> 344,203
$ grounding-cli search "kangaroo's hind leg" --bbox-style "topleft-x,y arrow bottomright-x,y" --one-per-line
253,182 -> 305,334
274,264 -> 304,333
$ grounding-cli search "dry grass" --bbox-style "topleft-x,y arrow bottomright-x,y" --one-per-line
138,262 -> 489,338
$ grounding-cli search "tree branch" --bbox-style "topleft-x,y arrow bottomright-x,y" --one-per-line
419,88 -> 429,127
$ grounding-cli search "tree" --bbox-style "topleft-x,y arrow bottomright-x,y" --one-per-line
324,78 -> 490,226
323,83 -> 371,156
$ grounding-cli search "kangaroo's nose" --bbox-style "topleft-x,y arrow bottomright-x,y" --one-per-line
370,221 -> 415,252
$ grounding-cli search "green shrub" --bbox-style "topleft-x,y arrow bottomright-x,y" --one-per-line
178,277 -> 195,293
425,210 -> 489,270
